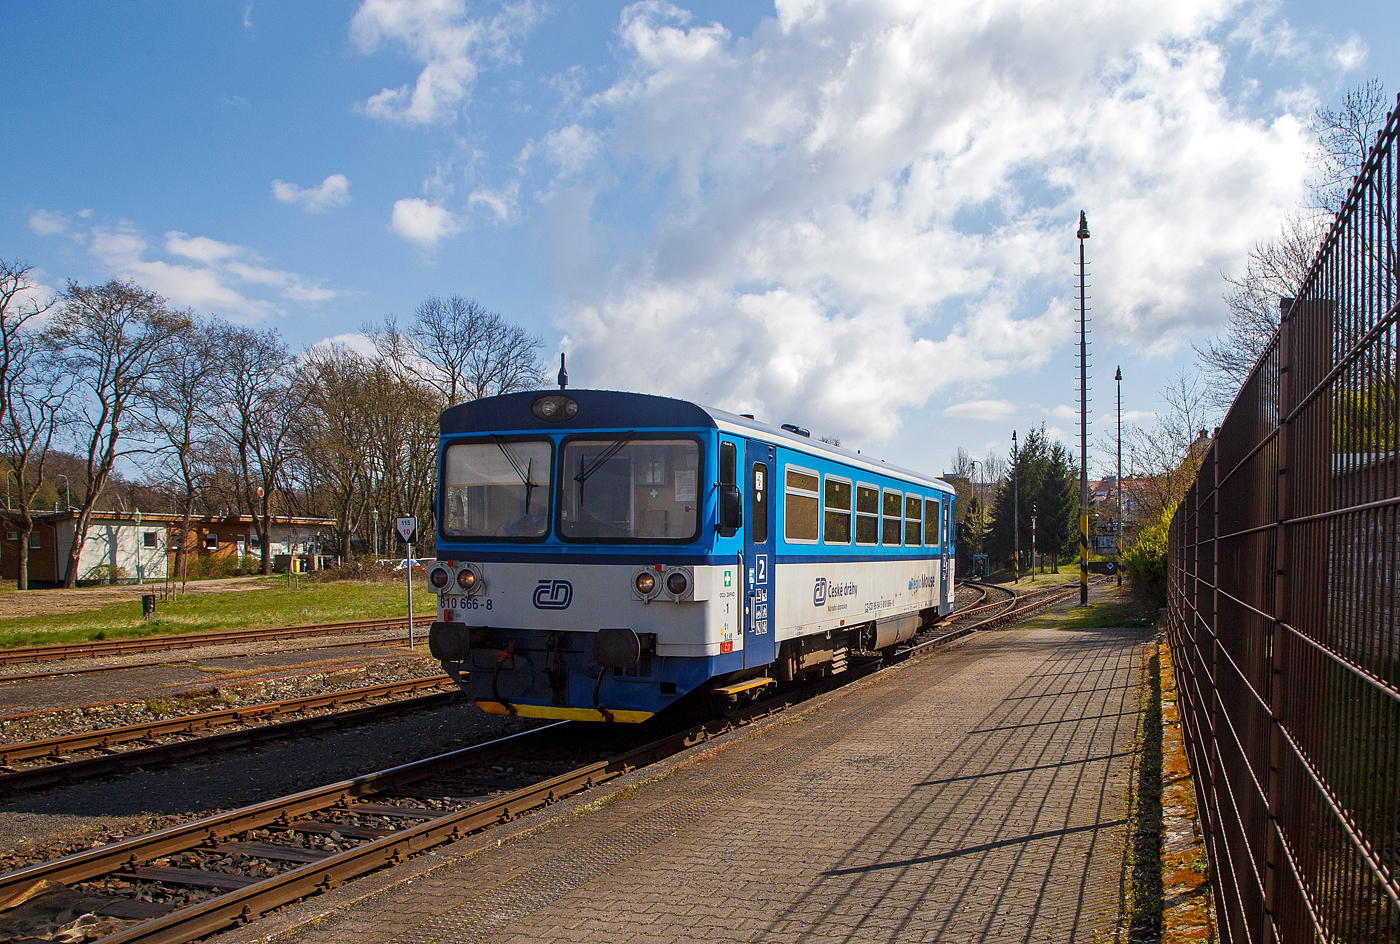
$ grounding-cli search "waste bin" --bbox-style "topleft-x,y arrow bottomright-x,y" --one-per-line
141,594 -> 156,618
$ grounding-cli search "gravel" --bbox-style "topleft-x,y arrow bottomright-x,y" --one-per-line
0,650 -> 442,745
0,703 -> 545,870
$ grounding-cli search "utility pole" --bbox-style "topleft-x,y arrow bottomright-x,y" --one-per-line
1012,430 -> 1019,584
1116,366 -> 1123,587
1076,210 -> 1091,607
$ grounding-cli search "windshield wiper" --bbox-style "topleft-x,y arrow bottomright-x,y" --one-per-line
492,436 -> 538,511
574,432 -> 636,484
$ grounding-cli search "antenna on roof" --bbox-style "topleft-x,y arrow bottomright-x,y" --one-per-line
557,353 -> 568,390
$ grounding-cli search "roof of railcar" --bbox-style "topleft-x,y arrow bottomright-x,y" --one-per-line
439,389 -> 954,494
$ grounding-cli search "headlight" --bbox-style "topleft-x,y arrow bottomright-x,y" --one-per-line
666,571 -> 689,596
429,567 -> 450,589
457,568 -> 477,591
531,394 -> 578,422
635,572 -> 657,595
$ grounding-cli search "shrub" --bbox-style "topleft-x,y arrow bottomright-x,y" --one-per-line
188,555 -> 260,579
1123,502 -> 1175,611
81,563 -> 129,586
306,557 -> 403,584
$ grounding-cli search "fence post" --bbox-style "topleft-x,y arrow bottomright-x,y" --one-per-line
1264,299 -> 1293,942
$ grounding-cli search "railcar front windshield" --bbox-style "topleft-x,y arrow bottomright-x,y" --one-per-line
441,439 -> 553,540
559,438 -> 701,542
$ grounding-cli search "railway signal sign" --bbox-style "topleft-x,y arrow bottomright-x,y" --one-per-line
395,516 -> 417,544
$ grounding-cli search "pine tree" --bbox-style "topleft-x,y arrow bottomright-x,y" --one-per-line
988,425 -> 1079,572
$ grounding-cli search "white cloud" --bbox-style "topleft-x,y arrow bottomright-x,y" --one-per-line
308,332 -> 380,358
1329,35 -> 1367,71
467,184 -> 518,221
539,125 -> 601,176
548,0 -> 1319,445
28,210 -> 68,236
943,400 -> 1017,421
80,223 -> 336,321
390,198 -> 460,246
271,174 -> 352,212
350,0 -> 540,124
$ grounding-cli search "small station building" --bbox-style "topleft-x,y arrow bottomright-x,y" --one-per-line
0,511 -> 336,585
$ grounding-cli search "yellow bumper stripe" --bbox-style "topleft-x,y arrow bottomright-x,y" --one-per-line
475,701 -> 654,724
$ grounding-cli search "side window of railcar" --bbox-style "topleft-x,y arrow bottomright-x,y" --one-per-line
443,439 -> 554,540
905,494 -> 922,546
784,466 -> 819,543
720,441 -> 737,488
823,476 -> 852,544
882,489 -> 903,546
925,497 -> 941,547
855,484 -> 879,545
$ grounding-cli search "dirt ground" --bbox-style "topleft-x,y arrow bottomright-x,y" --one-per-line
0,577 -> 271,620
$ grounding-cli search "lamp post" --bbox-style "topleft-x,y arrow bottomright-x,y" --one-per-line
1011,430 -> 1019,584
1116,366 -> 1123,587
1076,210 -> 1091,607
58,474 -> 70,512
372,508 -> 380,558
968,459 -> 981,578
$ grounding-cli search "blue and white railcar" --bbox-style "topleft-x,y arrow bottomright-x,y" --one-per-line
427,389 -> 956,722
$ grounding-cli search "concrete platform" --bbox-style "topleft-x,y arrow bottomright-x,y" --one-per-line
226,611 -> 1149,944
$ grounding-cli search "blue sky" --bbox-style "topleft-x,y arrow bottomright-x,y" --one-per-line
5,0 -> 1395,478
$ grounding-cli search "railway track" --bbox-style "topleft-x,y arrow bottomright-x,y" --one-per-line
0,676 -> 461,796
0,634 -> 417,687
0,617 -> 417,667
0,580 -> 1102,943
912,577 -> 1106,653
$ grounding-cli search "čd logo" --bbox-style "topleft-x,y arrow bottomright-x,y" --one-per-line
533,579 -> 573,609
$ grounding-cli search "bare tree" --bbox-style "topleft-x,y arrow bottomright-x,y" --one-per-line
0,259 -> 55,432
206,324 -> 308,575
146,318 -> 219,591
460,308 -> 545,400
1124,370 -> 1216,529
368,295 -> 544,408
946,447 -> 976,528
295,344 -> 374,560
1197,81 -> 1391,409
45,280 -> 190,587
1196,213 -> 1326,409
1309,78 -> 1392,216
2,339 -> 68,589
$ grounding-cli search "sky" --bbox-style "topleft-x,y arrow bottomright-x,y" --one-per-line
4,0 -> 1396,479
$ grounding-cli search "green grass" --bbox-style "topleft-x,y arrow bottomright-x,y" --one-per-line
1047,600 -> 1155,630
1126,647 -> 1165,940
981,564 -> 1090,587
0,578 -> 439,650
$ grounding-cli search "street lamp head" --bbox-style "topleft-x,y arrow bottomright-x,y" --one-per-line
1076,210 -> 1090,240
1115,366 -> 1122,382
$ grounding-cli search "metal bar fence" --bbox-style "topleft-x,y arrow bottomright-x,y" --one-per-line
1168,95 -> 1400,943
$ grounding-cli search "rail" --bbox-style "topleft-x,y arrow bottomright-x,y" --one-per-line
1167,96 -> 1399,942
0,617 -> 413,666
0,676 -> 459,794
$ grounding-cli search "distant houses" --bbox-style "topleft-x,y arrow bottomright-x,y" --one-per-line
0,512 -> 337,586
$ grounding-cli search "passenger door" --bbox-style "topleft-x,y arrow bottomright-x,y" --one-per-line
744,440 -> 777,668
